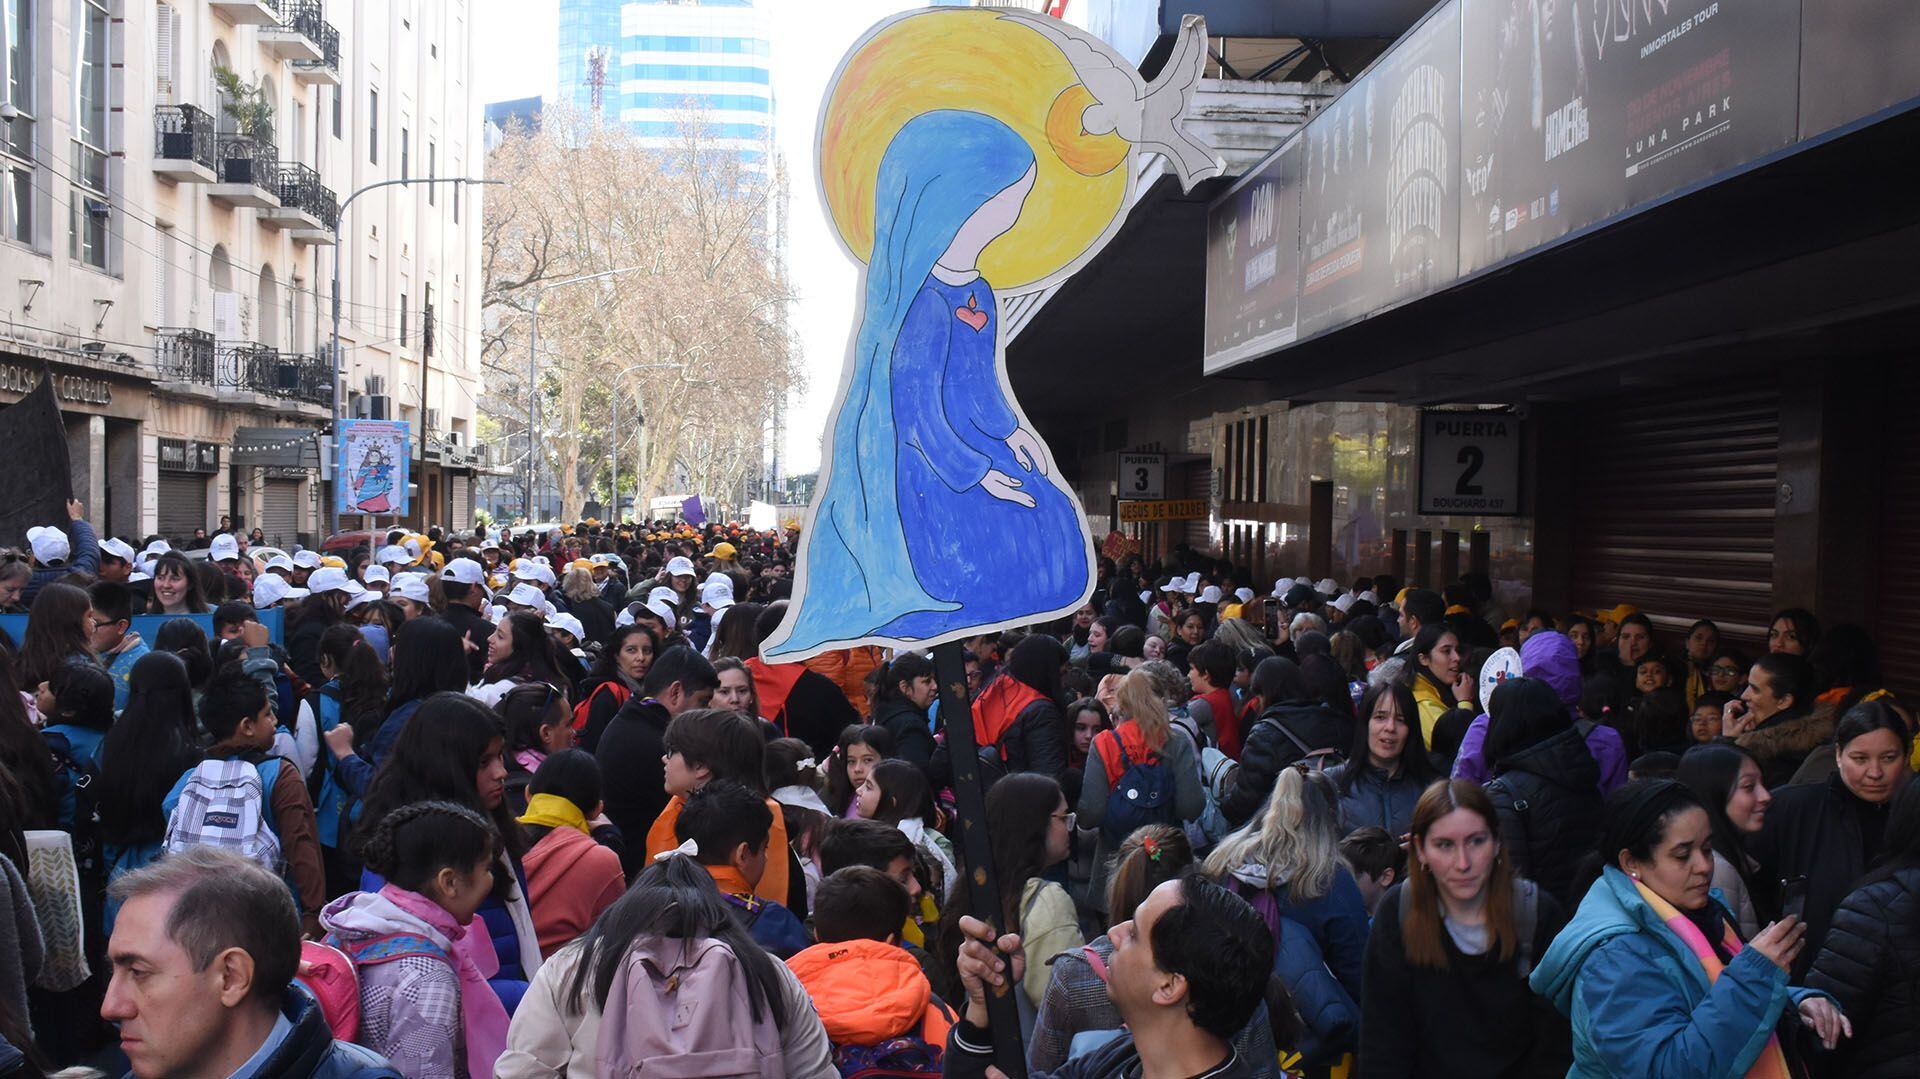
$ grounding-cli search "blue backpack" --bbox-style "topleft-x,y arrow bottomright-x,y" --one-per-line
1093,729 -> 1177,842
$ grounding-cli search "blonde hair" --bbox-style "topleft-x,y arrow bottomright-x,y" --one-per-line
561,567 -> 598,603
1116,668 -> 1171,753
1204,766 -> 1344,901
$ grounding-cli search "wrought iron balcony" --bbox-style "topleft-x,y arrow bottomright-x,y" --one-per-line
275,0 -> 341,84
262,162 -> 339,239
153,105 -> 218,182
211,0 -> 281,27
209,135 -> 280,208
155,328 -> 217,383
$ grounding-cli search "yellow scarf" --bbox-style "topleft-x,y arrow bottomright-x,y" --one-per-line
517,793 -> 590,836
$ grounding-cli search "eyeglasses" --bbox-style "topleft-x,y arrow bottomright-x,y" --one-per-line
1709,665 -> 1742,677
1051,810 -> 1076,829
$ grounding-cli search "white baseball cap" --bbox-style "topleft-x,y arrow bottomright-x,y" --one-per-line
665,556 -> 696,577
403,538 -> 422,558
1235,587 -> 1255,604
1163,577 -> 1189,595
292,550 -> 322,569
376,544 -> 411,566
700,577 -> 735,610
504,582 -> 547,609
544,612 -> 586,640
26,526 -> 69,565
642,597 -> 678,631
209,533 -> 240,562
142,539 -> 173,559
99,537 -> 137,563
265,554 -> 295,574
306,567 -> 364,596
252,574 -> 293,608
345,590 -> 382,611
1331,593 -> 1357,614
390,575 -> 431,604
1294,576 -> 1313,587
487,605 -> 507,623
1358,590 -> 1379,604
1198,585 -> 1223,604
363,564 -> 393,585
614,606 -> 635,628
441,560 -> 486,586
1315,578 -> 1339,596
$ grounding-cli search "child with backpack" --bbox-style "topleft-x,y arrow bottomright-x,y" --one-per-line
39,663 -> 114,832
642,708 -> 790,904
163,662 -> 327,936
785,866 -> 955,1076
675,780 -> 810,959
309,624 -> 388,894
319,800 -> 511,1079
495,849 -> 838,1079
1075,669 -> 1204,917
853,760 -> 955,904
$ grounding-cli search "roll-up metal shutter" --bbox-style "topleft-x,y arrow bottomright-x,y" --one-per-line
156,473 -> 209,545
1182,460 -> 1213,553
1876,369 -> 1920,701
259,478 -> 301,547
450,473 -> 472,532
1565,389 -> 1779,646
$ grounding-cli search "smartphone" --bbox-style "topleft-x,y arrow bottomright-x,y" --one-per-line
1778,876 -> 1809,914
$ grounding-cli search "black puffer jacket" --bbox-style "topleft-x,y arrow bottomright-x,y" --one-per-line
1804,865 -> 1920,1079
872,695 -> 936,777
1222,700 -> 1351,827
1485,727 -> 1603,904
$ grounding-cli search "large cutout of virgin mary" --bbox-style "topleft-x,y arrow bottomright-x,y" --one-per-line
761,8 -> 1221,662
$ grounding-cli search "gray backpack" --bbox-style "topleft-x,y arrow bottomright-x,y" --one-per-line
594,935 -> 784,1078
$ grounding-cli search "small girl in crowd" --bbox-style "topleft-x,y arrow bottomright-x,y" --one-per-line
320,800 -> 510,1079
822,723 -> 893,818
499,682 -> 576,794
1065,697 -> 1111,776
856,759 -> 955,902
39,663 -> 114,829
766,736 -> 830,911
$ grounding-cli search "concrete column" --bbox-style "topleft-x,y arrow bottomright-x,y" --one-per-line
1438,529 -> 1460,585
67,415 -> 105,515
1308,480 -> 1333,581
1413,529 -> 1432,588
107,422 -> 140,539
1391,528 -> 1409,582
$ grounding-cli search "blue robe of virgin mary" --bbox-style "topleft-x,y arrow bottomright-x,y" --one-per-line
763,110 -> 1091,660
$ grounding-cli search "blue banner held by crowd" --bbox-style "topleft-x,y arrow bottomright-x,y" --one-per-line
0,607 -> 285,650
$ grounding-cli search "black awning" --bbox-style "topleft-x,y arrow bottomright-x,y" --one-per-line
231,427 -> 321,469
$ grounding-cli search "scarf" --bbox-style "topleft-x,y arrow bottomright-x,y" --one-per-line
378,885 -> 509,1079
517,793 -> 589,835
1631,878 -> 1791,1079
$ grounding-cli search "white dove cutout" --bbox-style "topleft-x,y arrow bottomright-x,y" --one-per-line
1024,14 -> 1224,191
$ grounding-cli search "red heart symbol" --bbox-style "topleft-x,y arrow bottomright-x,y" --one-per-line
955,301 -> 988,333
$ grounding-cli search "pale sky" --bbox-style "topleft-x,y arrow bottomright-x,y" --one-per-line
471,0 -> 927,477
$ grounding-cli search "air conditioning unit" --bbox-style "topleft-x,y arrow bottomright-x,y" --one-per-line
368,395 -> 391,420
446,429 -> 463,446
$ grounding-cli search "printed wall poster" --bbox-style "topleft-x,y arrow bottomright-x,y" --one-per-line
337,420 -> 410,517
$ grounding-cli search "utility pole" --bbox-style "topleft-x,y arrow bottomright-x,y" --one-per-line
327,175 -> 500,537
420,295 -> 434,527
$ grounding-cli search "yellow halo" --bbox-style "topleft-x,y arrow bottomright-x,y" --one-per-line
819,9 -> 1131,293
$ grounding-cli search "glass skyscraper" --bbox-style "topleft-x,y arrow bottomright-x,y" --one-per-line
557,0 -> 773,165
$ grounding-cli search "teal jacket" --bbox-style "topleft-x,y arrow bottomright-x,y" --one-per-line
1530,867 -> 1826,1078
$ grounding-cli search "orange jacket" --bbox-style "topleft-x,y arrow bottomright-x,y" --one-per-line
521,825 -> 624,957
786,937 -> 954,1047
644,792 -> 790,904
802,646 -> 884,719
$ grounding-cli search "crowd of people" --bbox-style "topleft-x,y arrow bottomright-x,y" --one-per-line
0,507 -> 1914,1079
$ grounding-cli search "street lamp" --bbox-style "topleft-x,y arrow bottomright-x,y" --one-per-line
327,175 -> 503,537
511,266 -> 646,523
609,361 -> 677,523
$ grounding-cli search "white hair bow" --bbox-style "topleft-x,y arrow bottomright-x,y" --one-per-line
795,757 -> 816,772
654,838 -> 699,863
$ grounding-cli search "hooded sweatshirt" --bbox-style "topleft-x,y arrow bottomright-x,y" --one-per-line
320,886 -> 510,1079
786,937 -> 954,1051
1451,631 -> 1628,794
520,824 -> 625,958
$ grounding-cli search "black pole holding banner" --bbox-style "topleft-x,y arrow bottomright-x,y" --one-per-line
932,640 -> 1028,1077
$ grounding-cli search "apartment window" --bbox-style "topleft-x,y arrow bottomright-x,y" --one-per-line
68,0 -> 109,268
2,0 -> 33,244
398,291 -> 408,349
399,127 -> 409,180
331,85 -> 341,138
451,176 -> 459,223
426,141 -> 435,204
368,88 -> 379,164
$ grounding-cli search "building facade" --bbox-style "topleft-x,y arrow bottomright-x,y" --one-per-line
557,0 -> 770,165
0,0 -> 483,547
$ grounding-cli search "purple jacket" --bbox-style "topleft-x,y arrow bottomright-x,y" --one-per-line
1451,631 -> 1627,794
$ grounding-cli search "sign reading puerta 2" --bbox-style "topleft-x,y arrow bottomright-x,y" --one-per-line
1203,0 -> 1848,374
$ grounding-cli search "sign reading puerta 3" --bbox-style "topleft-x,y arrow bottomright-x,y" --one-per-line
1205,0 -> 1811,373
762,8 -> 1223,662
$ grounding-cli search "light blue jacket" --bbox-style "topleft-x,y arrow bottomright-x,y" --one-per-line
1530,866 -> 1827,1078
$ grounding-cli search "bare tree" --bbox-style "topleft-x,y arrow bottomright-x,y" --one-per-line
481,104 -> 797,521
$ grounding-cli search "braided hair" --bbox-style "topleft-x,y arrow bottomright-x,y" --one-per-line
359,799 -> 498,895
